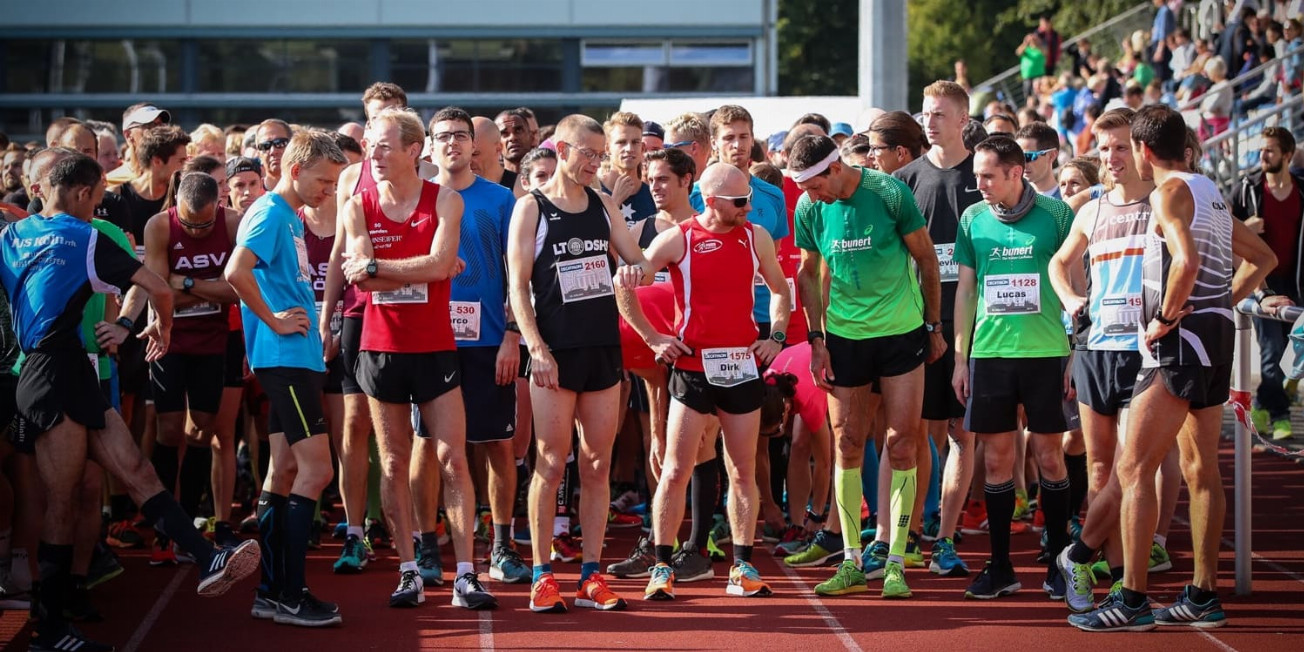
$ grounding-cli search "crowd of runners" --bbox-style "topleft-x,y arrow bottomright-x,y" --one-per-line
0,73 -> 1284,649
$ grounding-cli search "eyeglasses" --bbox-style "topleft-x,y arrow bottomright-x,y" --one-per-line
710,190 -> 752,208
665,140 -> 696,150
867,144 -> 898,155
256,137 -> 290,152
562,142 -> 609,163
1024,148 -> 1057,163
431,130 -> 473,144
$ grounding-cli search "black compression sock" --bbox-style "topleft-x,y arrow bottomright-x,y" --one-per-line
1040,476 -> 1072,557
140,491 -> 213,567
256,491 -> 287,595
420,531 -> 442,556
985,480 -> 1016,565
1067,539 -> 1095,565
151,443 -> 180,498
282,494 -> 315,599
36,542 -> 73,633
109,494 -> 135,522
733,544 -> 753,564
1120,587 -> 1147,609
493,524 -> 512,552
1065,453 -> 1088,517
690,461 -> 719,551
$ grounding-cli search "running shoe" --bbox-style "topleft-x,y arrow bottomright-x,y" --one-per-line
29,624 -> 114,652
814,559 -> 868,596
452,572 -> 498,609
0,568 -> 30,611
1056,547 -> 1094,613
197,540 -> 262,598
710,514 -> 731,545
333,534 -> 368,574
1068,515 -> 1083,544
1013,488 -> 1030,520
773,524 -> 805,555
726,561 -> 772,597
921,514 -> 941,542
610,486 -> 641,514
85,545 -> 124,590
784,530 -> 843,568
903,531 -> 925,568
106,520 -> 145,549
251,588 -> 280,620
513,524 -> 531,546
551,533 -> 581,563
607,536 -> 656,579
332,521 -> 349,540
149,535 -> 177,566
964,561 -> 1021,599
64,583 -> 102,622
172,544 -> 196,565
1250,406 -> 1271,433
274,591 -> 343,627
1090,560 -> 1111,584
1043,566 -> 1066,600
389,569 -> 425,608
1272,418 -> 1293,441
1068,589 -> 1156,632
1153,585 -> 1227,628
960,500 -> 987,535
1030,507 -> 1045,533
575,572 -> 627,610
607,509 -> 642,529
881,561 -> 911,599
213,520 -> 241,548
529,573 -> 567,613
928,537 -> 969,577
671,542 -> 714,583
489,547 -> 531,584
1149,542 -> 1173,573
239,513 -> 260,534
644,562 -> 675,600
416,542 -> 444,587
705,533 -> 728,561
474,510 -> 492,542
366,518 -> 391,549
861,541 -> 889,580
759,523 -> 784,544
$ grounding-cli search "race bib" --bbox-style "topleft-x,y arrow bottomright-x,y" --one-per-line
88,353 -> 99,376
373,283 -> 429,305
175,302 -> 221,318
450,301 -> 482,341
557,254 -> 615,303
700,347 -> 760,388
134,244 -> 146,261
1099,293 -> 1143,335
984,273 -> 1040,314
936,243 -> 958,283
316,300 -> 343,335
294,235 -> 311,283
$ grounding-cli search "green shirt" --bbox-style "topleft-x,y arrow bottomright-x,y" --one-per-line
1020,45 -> 1046,81
795,167 -> 927,340
955,194 -> 1073,358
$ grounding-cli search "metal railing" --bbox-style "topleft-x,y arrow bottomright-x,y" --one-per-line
1198,94 -> 1304,197
972,2 -> 1154,109
1230,299 -> 1304,595
1177,43 -> 1304,113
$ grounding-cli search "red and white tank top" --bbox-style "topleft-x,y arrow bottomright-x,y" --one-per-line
344,159 -> 380,319
670,218 -> 759,373
167,205 -> 232,355
359,180 -> 455,353
298,208 -> 341,334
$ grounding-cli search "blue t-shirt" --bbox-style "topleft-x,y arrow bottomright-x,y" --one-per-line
451,176 -> 516,348
604,181 -> 657,230
0,214 -> 140,353
690,175 -> 789,325
235,193 -> 325,372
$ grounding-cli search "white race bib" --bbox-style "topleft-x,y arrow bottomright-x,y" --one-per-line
373,283 -> 429,305
294,235 -> 311,283
1099,293 -> 1143,335
557,254 -> 615,303
316,300 -> 343,335
700,347 -> 760,388
984,273 -> 1041,314
936,243 -> 958,283
174,302 -> 221,318
450,301 -> 482,341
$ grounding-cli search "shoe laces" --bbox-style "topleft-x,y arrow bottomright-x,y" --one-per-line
733,561 -> 760,581
342,536 -> 360,558
650,564 -> 673,584
300,589 -> 332,612
533,574 -> 561,599
582,573 -> 616,598
458,572 -> 487,594
398,570 -> 420,592
495,547 -> 525,567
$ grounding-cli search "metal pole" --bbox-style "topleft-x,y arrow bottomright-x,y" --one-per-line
1232,308 -> 1252,596
859,0 -> 908,112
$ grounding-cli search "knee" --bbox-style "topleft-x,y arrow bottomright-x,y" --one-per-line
1087,459 -> 1112,489
835,434 -> 864,462
658,462 -> 691,491
532,457 -> 565,488
1033,447 -> 1066,478
885,432 -> 916,466
578,453 -> 608,483
1182,459 -> 1221,491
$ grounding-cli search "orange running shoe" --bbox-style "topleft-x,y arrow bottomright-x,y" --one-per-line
529,574 -> 567,613
576,572 -> 627,610
644,562 -> 675,600
551,533 -> 581,563
726,561 -> 772,597
607,509 -> 642,529
960,500 -> 988,535
1030,506 -> 1045,533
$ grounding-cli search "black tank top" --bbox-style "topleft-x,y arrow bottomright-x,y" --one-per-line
529,187 -> 620,350
637,217 -> 661,248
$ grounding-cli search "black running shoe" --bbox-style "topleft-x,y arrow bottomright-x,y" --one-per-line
273,594 -> 343,627
964,561 -> 1022,599
30,623 -> 115,652
64,584 -> 103,623
389,569 -> 425,608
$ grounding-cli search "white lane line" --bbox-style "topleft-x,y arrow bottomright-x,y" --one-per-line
479,608 -> 494,650
1198,630 -> 1239,652
1172,515 -> 1304,586
774,561 -> 863,652
123,567 -> 187,652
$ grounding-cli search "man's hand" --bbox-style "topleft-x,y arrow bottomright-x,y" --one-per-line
321,325 -> 340,363
1062,358 -> 1077,402
647,333 -> 693,365
341,252 -> 370,284
168,274 -> 188,291
1261,294 -> 1294,316
1062,293 -> 1088,321
495,338 -> 521,386
1244,216 -> 1265,234
611,174 -> 639,206
273,307 -> 311,336
926,331 -> 948,364
615,264 -> 645,288
94,321 -> 130,349
952,357 -> 970,404
809,339 -> 835,391
529,348 -> 559,390
750,338 -> 781,367
1143,305 -> 1194,348
139,320 -> 170,362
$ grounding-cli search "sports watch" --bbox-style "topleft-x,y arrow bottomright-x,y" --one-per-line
365,259 -> 378,278
182,276 -> 195,293
770,330 -> 786,345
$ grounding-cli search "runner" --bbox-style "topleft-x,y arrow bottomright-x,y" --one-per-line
618,161 -> 790,601
225,130 -> 347,627
789,134 -> 945,600
1069,105 -> 1277,632
506,114 -> 651,613
226,157 -> 265,217
339,107 -> 494,611
1,153 -> 260,650
951,135 -> 1074,600
599,112 -> 656,229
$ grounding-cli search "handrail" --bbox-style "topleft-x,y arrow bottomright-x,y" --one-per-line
1203,94 -> 1304,149
973,2 -> 1153,105
1177,43 -> 1304,113
1199,94 -> 1304,195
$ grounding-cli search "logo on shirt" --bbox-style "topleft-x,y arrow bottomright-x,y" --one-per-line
693,239 -> 723,254
555,237 -> 609,257
175,252 -> 229,270
988,235 -> 1035,260
173,242 -> 184,250
827,226 -> 874,254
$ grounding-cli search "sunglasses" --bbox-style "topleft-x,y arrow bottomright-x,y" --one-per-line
665,139 -> 696,150
711,190 -> 752,208
1024,148 -> 1057,163
257,137 -> 290,152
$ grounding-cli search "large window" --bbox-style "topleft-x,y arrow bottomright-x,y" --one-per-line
5,40 -> 181,94
197,40 -> 372,93
390,39 -> 563,93
580,40 -> 753,93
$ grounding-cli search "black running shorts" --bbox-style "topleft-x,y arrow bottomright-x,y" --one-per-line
17,350 -> 109,433
255,366 -> 328,446
825,326 -> 926,389
150,352 -> 225,414
1073,349 -> 1143,417
340,316 -> 365,396
536,346 -> 623,394
922,320 -> 966,421
1133,363 -> 1231,410
669,368 -> 764,416
964,356 -> 1070,435
357,350 -> 460,405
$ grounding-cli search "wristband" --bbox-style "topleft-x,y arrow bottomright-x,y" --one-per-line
115,316 -> 134,331
806,330 -> 825,345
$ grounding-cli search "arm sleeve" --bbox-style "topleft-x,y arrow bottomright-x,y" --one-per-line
89,230 -> 144,294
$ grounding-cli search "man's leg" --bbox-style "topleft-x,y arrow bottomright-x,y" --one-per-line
878,366 -> 924,594
527,384 -> 577,576
1253,316 -> 1290,427
212,386 -> 244,531
339,393 -> 371,541
978,432 -> 1016,569
786,416 -> 813,528
573,384 -> 622,574
282,433 -> 334,602
1175,406 -> 1226,592
370,399 -> 418,564
411,427 -> 444,583
649,399 -> 710,592
718,410 -> 762,562
936,424 -> 975,541
828,384 -> 874,564
180,412 -> 218,522
258,434 -> 296,603
33,418 -> 87,638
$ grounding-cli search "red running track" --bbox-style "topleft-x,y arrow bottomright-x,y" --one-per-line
3,441 -> 1302,651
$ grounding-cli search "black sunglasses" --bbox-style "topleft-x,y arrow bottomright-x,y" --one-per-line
257,137 -> 290,152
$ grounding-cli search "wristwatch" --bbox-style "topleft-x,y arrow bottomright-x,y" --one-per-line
1154,313 -> 1178,326
770,330 -> 787,345
505,321 -> 521,334
806,330 -> 825,345
115,316 -> 134,331
1255,289 -> 1277,303
924,321 -> 944,333
365,259 -> 378,278
182,276 -> 195,293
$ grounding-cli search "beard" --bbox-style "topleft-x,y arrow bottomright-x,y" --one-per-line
1265,160 -> 1284,174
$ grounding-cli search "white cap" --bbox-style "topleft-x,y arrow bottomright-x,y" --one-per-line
122,105 -> 170,132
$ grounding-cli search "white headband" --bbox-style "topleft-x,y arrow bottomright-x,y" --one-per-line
784,149 -> 841,183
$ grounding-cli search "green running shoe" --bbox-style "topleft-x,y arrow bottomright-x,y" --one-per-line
881,561 -> 911,599
1149,542 -> 1172,573
1090,559 -> 1110,584
705,533 -> 728,562
814,559 -> 868,596
903,531 -> 925,568
784,529 -> 844,568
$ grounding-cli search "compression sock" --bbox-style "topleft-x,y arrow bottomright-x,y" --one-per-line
283,494 -> 315,598
886,467 -> 918,566
690,460 -> 719,551
1040,476 -> 1072,558
1065,453 -> 1088,517
36,542 -> 73,635
985,480 -> 1016,566
834,466 -> 864,564
151,443 -> 180,499
255,492 -> 288,595
140,490 -> 214,567
493,524 -> 512,553
178,445 -> 212,519
532,563 -> 552,583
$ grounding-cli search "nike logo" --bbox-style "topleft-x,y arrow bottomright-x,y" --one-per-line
964,186 -> 979,193
281,602 -> 302,615
444,372 -> 456,383
411,218 -> 430,227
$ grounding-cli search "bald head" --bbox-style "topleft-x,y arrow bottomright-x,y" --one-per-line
471,116 -> 504,176
29,147 -> 79,201
783,123 -> 826,155
337,122 -> 364,143
699,162 -> 748,199
58,124 -> 98,158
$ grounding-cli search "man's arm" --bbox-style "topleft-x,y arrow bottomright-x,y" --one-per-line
224,246 -> 310,336
901,226 -> 946,363
614,228 -> 692,364
1152,180 -> 1202,319
506,193 -> 559,388
951,265 -> 978,403
797,248 -> 826,336
127,264 -> 174,361
346,187 -> 464,284
1049,208 -> 1092,316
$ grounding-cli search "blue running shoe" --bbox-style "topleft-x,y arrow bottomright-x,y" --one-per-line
415,540 -> 444,587
332,522 -> 349,540
861,541 -> 889,580
513,525 -> 531,546
1153,585 -> 1227,628
489,547 -> 531,584
928,537 -> 969,577
333,534 -> 368,574
1068,589 -> 1156,632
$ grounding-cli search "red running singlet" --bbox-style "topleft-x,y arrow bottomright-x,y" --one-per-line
669,218 -> 759,372
167,205 -> 232,355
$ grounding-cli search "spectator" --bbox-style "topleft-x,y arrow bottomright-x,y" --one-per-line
1145,79 -> 1166,105
1284,19 -> 1303,94
962,119 -> 989,151
1074,103 -> 1103,155
188,123 -> 225,160
1237,44 -> 1278,115
953,59 -> 972,93
1199,56 -> 1234,137
1167,29 -> 1199,86
1018,33 -> 1048,99
1152,0 -> 1177,48
1036,15 -> 1063,72
1221,6 -> 1258,73
983,113 -> 1018,135
1196,0 -> 1226,44
1066,37 -> 1097,80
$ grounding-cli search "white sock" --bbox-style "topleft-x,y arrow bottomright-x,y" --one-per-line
1153,534 -> 1167,548
456,561 -> 474,578
845,547 -> 862,567
554,516 -> 570,537
399,560 -> 419,573
347,525 -> 364,540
